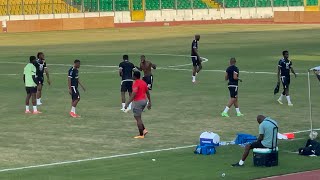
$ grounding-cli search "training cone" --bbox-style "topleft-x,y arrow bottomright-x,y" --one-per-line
283,133 -> 295,139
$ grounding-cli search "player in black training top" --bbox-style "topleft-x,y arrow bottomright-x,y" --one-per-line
221,58 -> 243,117
119,55 -> 135,112
68,59 -> 86,118
191,34 -> 201,83
34,52 -> 51,105
277,50 -> 297,106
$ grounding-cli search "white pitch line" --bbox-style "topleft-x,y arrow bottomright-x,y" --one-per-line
291,128 -> 320,134
0,71 -> 117,76
168,57 -> 209,68
0,62 -> 117,68
0,145 -> 196,173
0,129 -> 314,173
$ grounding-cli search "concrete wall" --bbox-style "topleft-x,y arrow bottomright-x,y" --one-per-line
274,11 -> 320,23
0,7 -> 304,24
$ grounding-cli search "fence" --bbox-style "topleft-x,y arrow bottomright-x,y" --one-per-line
0,0 -> 308,16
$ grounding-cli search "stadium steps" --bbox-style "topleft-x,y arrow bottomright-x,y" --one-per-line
0,0 -> 80,15
201,0 -> 220,8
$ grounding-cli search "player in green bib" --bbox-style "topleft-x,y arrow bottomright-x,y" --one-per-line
23,56 -> 41,114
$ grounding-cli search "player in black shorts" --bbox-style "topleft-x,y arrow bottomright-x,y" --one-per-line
191,34 -> 201,83
221,58 -> 243,117
277,50 -> 297,106
68,59 -> 86,118
34,52 -> 51,105
137,55 -> 156,91
119,55 -> 135,111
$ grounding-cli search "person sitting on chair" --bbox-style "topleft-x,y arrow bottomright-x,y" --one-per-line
232,115 -> 278,167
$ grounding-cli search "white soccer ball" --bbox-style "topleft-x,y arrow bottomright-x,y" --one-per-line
221,173 -> 226,177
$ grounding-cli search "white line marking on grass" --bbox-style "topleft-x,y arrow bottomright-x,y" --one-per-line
0,128 -> 313,173
0,145 -> 196,173
0,71 -> 117,76
291,128 -> 320,134
168,57 -> 209,67
0,62 -> 117,68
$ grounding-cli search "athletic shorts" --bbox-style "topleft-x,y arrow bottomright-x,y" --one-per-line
191,56 -> 201,67
281,76 -> 290,89
250,141 -> 266,149
37,76 -> 44,85
142,75 -> 153,90
25,87 -> 37,94
132,99 -> 147,117
228,85 -> 238,98
71,86 -> 80,101
121,80 -> 133,92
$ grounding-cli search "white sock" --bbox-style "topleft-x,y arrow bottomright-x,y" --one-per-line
128,102 -> 132,109
192,76 -> 196,82
239,160 -> 244,165
236,108 -> 240,113
33,106 -> 37,112
278,94 -> 284,101
223,106 -> 229,113
26,106 -> 29,111
71,106 -> 76,113
286,96 -> 292,104
122,103 -> 125,109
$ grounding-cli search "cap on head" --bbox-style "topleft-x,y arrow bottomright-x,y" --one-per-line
29,56 -> 36,63
123,55 -> 129,61
257,115 -> 266,124
133,71 -> 141,79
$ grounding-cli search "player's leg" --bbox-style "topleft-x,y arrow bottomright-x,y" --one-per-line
70,87 -> 80,117
196,60 -> 202,74
286,78 -> 292,106
233,87 -> 243,116
191,57 -> 197,83
277,77 -> 285,104
25,88 -> 32,113
120,82 -> 127,111
133,100 -> 147,138
31,87 -> 40,114
222,87 -> 235,117
36,82 -> 43,105
232,141 -> 265,167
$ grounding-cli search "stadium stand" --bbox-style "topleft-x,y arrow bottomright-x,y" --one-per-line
0,0 -> 308,15
0,0 -> 79,15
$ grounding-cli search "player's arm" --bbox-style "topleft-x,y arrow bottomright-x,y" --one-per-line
290,67 -> 297,78
119,67 -> 123,77
23,75 -> 25,83
44,64 -> 51,85
32,75 -> 37,85
225,72 -> 228,81
277,66 -> 281,83
68,76 -> 72,95
146,90 -> 152,110
135,65 -> 142,71
151,63 -> 157,70
193,48 -> 201,61
78,79 -> 86,92
257,134 -> 264,142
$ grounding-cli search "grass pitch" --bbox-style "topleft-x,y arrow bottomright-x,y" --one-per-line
0,24 -> 320,179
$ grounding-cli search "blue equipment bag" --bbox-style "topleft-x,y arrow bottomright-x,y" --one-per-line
235,133 -> 257,145
194,145 -> 216,155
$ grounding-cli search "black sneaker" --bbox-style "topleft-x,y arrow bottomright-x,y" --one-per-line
231,162 -> 244,167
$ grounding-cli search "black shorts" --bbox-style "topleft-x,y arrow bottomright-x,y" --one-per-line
121,81 -> 133,92
71,86 -> 80,100
37,77 -> 44,85
228,85 -> 238,98
250,141 -> 266,149
281,76 -> 290,89
25,87 -> 37,94
192,57 -> 201,67
143,75 -> 153,90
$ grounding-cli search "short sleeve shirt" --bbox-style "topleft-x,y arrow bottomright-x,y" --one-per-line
259,118 -> 278,148
24,63 -> 37,87
132,79 -> 148,101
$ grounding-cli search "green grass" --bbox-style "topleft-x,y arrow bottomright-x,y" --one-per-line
0,24 -> 320,179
